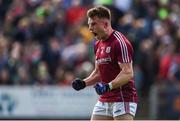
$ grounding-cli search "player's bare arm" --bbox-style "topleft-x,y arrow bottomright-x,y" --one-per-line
110,62 -> 134,90
83,62 -> 100,86
94,62 -> 134,95
72,62 -> 100,91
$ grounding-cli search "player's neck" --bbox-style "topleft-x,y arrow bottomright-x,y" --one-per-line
102,27 -> 114,40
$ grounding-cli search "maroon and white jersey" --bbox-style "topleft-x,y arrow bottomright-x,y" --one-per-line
94,31 -> 138,102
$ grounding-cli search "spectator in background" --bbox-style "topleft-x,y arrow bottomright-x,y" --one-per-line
0,67 -> 12,85
65,0 -> 87,27
168,51 -> 180,89
14,65 -> 32,85
0,34 -> 9,70
35,61 -> 52,85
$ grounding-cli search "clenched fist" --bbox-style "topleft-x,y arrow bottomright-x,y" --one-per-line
72,78 -> 86,91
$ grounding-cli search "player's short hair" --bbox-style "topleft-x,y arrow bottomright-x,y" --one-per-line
87,6 -> 111,20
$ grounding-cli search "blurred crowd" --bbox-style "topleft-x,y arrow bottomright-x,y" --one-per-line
0,0 -> 179,97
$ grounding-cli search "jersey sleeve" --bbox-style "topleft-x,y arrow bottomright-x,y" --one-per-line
114,32 -> 133,63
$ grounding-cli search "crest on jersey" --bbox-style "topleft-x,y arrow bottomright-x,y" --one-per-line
106,47 -> 111,53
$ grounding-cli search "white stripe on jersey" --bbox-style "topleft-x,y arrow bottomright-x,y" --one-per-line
114,34 -> 125,62
115,32 -> 130,62
114,32 -> 130,63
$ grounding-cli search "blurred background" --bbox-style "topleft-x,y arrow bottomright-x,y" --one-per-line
0,0 -> 179,120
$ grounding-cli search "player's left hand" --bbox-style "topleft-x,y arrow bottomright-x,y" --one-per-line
94,82 -> 110,95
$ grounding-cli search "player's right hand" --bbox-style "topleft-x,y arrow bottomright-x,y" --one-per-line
72,78 -> 86,91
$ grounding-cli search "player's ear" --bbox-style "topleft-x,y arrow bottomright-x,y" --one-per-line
104,21 -> 108,28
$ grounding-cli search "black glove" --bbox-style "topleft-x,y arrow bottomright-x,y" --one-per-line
94,82 -> 110,95
72,78 -> 86,91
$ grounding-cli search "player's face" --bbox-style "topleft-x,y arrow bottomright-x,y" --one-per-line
88,16 -> 106,40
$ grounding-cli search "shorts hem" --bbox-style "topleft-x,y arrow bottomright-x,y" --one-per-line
113,112 -> 135,117
92,112 -> 112,117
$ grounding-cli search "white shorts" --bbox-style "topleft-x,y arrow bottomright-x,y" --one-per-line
92,101 -> 137,117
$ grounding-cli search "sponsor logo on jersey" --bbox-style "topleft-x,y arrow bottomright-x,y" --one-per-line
96,57 -> 111,64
